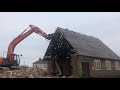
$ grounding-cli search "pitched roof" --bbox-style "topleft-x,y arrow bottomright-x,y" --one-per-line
55,27 -> 120,60
33,58 -> 47,64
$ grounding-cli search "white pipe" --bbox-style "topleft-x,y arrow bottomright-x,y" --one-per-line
54,60 -> 62,76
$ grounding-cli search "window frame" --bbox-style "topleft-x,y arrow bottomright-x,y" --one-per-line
94,59 -> 102,70
115,61 -> 120,70
105,60 -> 112,70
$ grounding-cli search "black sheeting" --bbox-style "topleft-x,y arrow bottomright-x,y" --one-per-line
43,31 -> 76,61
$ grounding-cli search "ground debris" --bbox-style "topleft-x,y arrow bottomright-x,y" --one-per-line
0,68 -> 53,78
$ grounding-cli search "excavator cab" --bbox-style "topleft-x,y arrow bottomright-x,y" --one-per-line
13,54 -> 21,66
9,54 -> 21,70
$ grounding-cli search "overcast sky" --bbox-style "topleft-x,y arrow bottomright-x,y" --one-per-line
0,12 -> 120,67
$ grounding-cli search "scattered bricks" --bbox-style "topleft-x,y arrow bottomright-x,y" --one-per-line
0,68 -> 54,78
0,68 -> 72,78
0,70 -> 4,74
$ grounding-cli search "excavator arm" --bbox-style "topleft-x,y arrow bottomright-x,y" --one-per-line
7,25 -> 49,66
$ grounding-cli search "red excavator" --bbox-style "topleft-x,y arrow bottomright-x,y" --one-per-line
0,25 -> 52,69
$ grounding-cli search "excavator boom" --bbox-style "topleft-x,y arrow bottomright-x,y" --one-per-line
1,25 -> 49,67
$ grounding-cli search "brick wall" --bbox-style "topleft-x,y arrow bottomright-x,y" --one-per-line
71,55 -> 120,78
90,59 -> 120,78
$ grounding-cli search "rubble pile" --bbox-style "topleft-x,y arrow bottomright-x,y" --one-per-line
0,68 -> 53,78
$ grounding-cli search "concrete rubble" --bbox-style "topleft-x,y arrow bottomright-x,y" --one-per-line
0,68 -> 53,78
0,68 -> 69,78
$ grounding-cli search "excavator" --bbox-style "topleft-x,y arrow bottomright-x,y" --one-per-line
0,25 -> 52,69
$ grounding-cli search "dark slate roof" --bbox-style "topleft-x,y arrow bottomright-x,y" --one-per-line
54,27 -> 120,60
33,58 -> 48,64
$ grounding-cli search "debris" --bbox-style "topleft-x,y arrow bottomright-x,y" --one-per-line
0,68 -> 52,78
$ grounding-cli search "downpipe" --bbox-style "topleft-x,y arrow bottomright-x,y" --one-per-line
54,60 -> 62,76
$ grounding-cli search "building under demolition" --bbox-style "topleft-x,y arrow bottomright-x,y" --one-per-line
43,27 -> 120,78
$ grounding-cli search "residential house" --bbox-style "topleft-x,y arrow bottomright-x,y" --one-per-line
33,58 -> 48,70
43,27 -> 120,78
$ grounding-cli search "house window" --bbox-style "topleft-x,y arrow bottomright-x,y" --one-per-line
115,61 -> 120,70
94,59 -> 101,70
105,60 -> 112,70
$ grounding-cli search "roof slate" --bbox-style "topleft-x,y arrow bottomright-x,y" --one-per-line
54,27 -> 120,60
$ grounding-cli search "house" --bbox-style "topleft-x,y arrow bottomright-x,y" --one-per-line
43,27 -> 120,78
33,58 -> 48,70
19,65 -> 29,70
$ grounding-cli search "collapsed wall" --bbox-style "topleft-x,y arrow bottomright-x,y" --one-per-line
43,28 -> 76,77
